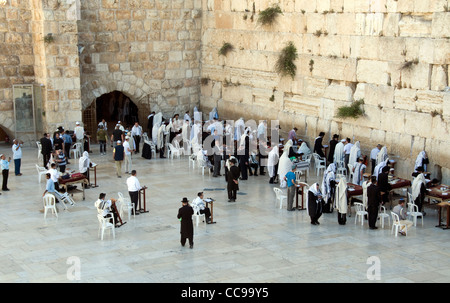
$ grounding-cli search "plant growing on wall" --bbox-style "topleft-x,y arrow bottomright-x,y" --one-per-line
400,58 -> 419,71
258,4 -> 283,26
275,41 -> 298,79
336,99 -> 365,119
218,42 -> 234,56
43,33 -> 55,44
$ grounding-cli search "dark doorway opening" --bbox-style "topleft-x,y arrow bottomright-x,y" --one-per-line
95,91 -> 139,134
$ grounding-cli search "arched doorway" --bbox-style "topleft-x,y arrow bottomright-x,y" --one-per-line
82,91 -> 140,142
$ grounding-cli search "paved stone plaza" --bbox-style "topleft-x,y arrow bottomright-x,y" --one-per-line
0,143 -> 449,283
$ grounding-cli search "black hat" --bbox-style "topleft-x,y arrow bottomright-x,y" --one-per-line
181,197 -> 189,203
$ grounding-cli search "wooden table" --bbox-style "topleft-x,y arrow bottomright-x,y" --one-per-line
295,182 -> 307,210
205,198 -> 216,224
436,202 -> 450,230
426,184 -> 450,203
89,164 -> 98,187
58,175 -> 88,200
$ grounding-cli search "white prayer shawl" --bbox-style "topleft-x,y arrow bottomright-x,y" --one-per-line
257,122 -> 266,138
373,158 -> 389,179
182,121 -> 190,142
376,146 -> 388,166
307,183 -> 322,213
352,162 -> 366,185
234,118 -> 245,141
414,151 -> 427,172
284,139 -> 293,154
127,136 -> 135,151
333,142 -> 345,163
277,150 -> 292,188
239,127 -> 251,149
157,124 -> 165,149
298,142 -> 311,155
153,112 -> 162,128
79,151 -> 90,173
267,146 -> 279,178
321,163 -> 336,201
335,178 -> 348,214
193,107 -> 202,122
152,122 -> 161,145
349,141 -> 361,167
412,173 -> 426,201
190,122 -> 201,145
362,180 -> 371,209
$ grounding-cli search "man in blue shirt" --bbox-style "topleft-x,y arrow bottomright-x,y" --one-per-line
285,164 -> 297,211
1,154 -> 11,191
62,130 -> 73,162
43,173 -> 55,196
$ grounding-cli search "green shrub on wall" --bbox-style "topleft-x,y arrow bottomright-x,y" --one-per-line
258,4 -> 283,26
336,99 -> 365,119
275,41 -> 298,79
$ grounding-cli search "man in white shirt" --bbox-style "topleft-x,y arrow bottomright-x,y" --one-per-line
123,136 -> 133,173
126,170 -> 142,215
48,163 -> 60,191
192,192 -> 211,223
12,139 -> 23,176
74,122 -> 85,152
117,121 -> 125,132
131,122 -> 143,154
370,144 -> 382,175
343,138 -> 353,172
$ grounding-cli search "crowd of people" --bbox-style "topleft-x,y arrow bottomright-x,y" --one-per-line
0,107 -> 439,243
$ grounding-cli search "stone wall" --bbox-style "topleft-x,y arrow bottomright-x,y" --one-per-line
77,0 -> 203,123
199,0 -> 450,183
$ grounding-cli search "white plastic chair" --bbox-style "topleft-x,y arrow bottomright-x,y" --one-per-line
189,154 -> 196,169
70,143 -> 82,161
354,202 -> 367,226
295,170 -> 304,182
192,204 -> 206,227
391,212 -> 407,237
335,160 -> 347,178
273,188 -> 287,209
36,164 -> 47,183
348,164 -> 354,181
118,192 -> 135,221
168,143 -> 181,159
378,205 -> 390,228
97,214 -> 115,240
43,194 -> 58,219
312,153 -> 326,176
173,139 -> 184,156
36,141 -> 42,161
196,150 -> 211,176
407,202 -> 424,227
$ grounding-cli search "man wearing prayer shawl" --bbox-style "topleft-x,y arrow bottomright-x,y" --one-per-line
376,146 -> 388,167
411,168 -> 427,213
267,144 -> 279,184
277,140 -> 293,188
348,141 -> 361,169
335,177 -> 348,225
321,163 -> 336,212
333,140 -> 345,164
414,151 -> 429,174
234,118 -> 245,141
297,141 -> 311,157
307,183 -> 323,225
352,157 -> 366,185
79,151 -> 91,187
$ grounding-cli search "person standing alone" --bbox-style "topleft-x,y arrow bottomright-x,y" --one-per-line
12,139 -> 23,176
1,154 -> 11,191
367,176 -> 381,230
177,197 -> 194,249
113,140 -> 125,178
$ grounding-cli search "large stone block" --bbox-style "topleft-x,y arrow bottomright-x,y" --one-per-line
356,59 -> 390,85
431,12 -> 450,38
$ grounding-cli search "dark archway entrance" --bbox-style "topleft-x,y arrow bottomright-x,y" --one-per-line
96,91 -> 139,130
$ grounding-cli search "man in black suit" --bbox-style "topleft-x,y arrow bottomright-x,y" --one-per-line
367,176 -> 381,230
227,158 -> 240,202
40,133 -> 53,169
377,165 -> 391,206
314,131 -> 325,158
177,197 -> 194,249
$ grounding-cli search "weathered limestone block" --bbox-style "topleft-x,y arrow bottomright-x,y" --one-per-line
356,59 -> 390,85
398,14 -> 432,37
284,94 -> 320,117
354,83 -> 395,109
430,65 -> 448,91
312,56 -> 357,82
323,82 -> 353,101
404,110 -> 433,138
431,12 -> 450,38
294,0 -> 317,13
415,90 -> 444,113
399,62 -> 431,90
380,107 -> 405,133
393,88 -> 417,111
